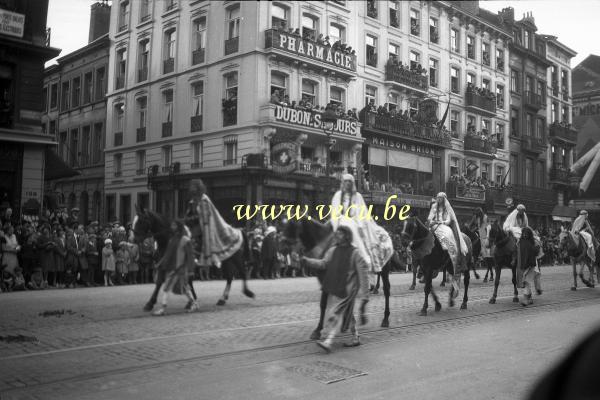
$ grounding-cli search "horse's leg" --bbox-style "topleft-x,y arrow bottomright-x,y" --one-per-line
483,258 -> 489,282
144,269 -> 164,311
440,267 -> 446,287
420,269 -> 431,316
381,265 -> 391,327
235,250 -> 255,299
489,261 -> 501,304
461,270 -> 470,310
410,265 -> 416,290
431,285 -> 442,312
217,261 -> 232,306
472,259 -> 480,280
373,272 -> 381,294
310,290 -> 328,340
511,264 -> 519,303
572,258 -> 578,290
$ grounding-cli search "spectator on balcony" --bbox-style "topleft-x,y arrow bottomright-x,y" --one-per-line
293,28 -> 300,37
270,90 -> 282,105
317,34 -> 325,45
277,20 -> 287,32
324,36 -> 331,47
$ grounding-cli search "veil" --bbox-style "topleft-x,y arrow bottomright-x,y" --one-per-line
428,194 -> 468,255
503,208 -> 529,231
571,215 -> 586,233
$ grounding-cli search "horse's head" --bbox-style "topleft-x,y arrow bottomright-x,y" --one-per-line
399,216 -> 424,247
558,230 -> 575,252
488,220 -> 503,243
132,204 -> 152,244
280,218 -> 333,258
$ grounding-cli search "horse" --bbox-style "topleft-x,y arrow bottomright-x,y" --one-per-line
399,216 -> 473,315
558,230 -> 597,290
281,218 -> 395,340
487,221 -> 518,304
132,204 -> 255,309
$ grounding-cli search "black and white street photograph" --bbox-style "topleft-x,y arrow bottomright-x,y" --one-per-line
1,0 -> 600,398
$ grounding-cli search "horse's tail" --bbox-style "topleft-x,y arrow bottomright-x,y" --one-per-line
241,229 -> 251,264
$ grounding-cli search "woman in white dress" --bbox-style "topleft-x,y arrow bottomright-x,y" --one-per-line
571,210 -> 596,262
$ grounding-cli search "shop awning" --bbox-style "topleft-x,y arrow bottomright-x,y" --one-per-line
0,129 -> 57,145
551,205 -> 577,221
44,148 -> 80,180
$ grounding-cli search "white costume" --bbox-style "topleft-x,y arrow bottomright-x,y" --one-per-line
474,213 -> 491,259
427,192 -> 468,272
503,204 -> 528,241
571,211 -> 596,262
330,174 -> 393,274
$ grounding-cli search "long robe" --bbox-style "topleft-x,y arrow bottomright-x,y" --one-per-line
427,201 -> 468,273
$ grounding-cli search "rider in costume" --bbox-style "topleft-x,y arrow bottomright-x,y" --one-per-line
571,210 -> 596,262
503,204 -> 528,241
471,207 -> 491,260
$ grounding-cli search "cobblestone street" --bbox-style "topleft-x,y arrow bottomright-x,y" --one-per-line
1,265 -> 600,399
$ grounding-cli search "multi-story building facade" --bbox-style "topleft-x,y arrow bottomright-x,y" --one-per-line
42,2 -> 110,224
0,0 -> 60,219
542,35 -> 578,224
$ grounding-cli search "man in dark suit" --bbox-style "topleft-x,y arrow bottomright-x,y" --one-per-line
65,227 -> 79,288
75,225 -> 90,286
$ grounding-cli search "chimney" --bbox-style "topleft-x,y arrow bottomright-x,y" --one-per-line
498,7 -> 515,24
454,1 -> 480,15
88,1 -> 110,43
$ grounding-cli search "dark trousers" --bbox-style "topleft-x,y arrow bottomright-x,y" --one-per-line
262,257 -> 276,279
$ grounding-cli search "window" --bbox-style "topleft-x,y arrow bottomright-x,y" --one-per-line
81,125 -> 91,166
329,23 -> 345,43
271,4 -> 288,29
467,36 -> 474,59
61,81 -> 70,111
409,51 -> 420,70
83,72 -> 93,104
136,150 -> 146,175
93,123 -> 103,164
429,17 -> 438,43
191,141 -> 203,168
163,89 -> 173,124
388,43 -> 399,59
482,78 -> 490,91
482,42 -> 490,66
450,110 -> 459,137
115,103 -> 124,133
389,2 -> 399,28
511,108 -> 519,136
536,119 -> 544,139
114,154 -> 122,177
137,96 -> 147,128
496,123 -> 505,147
525,158 -> 533,186
365,85 -> 377,107
496,48 -> 504,71
164,0 -> 176,12
482,119 -> 490,135
410,9 -> 419,36
118,0 -> 129,31
450,157 -> 461,177
42,87 -> 47,112
70,128 -> 79,167
162,146 -> 172,168
551,102 -> 557,122
138,39 -> 149,81
140,0 -> 151,22
429,58 -> 438,87
116,49 -> 127,89
496,84 -> 505,109
106,194 -> 116,222
330,86 -> 344,108
192,82 -> 203,117
451,29 -> 459,53
409,100 -> 418,118
224,136 -> 237,165
58,131 -> 67,160
466,160 -> 476,179
524,30 -> 530,49
163,29 -> 176,74
525,114 -> 532,136
525,76 -> 533,93
510,154 -> 518,184
366,35 -> 377,67
481,163 -> 490,181
536,161 -> 544,188
227,6 -> 240,39
450,67 -> 460,93
302,79 -> 317,106
302,14 -> 318,41
366,0 -> 377,19
467,115 -> 476,133
496,165 -> 505,184
223,72 -> 238,126
95,67 -> 105,100
50,83 -> 58,109
510,69 -> 519,93
71,77 -> 80,108
562,106 -> 568,123
49,120 -> 56,137
388,93 -> 398,111
270,71 -> 288,98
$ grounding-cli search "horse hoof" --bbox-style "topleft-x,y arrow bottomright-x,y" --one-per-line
381,319 -> 389,328
475,274 -> 481,280
418,310 -> 427,316
483,278 -> 488,283
143,303 -> 153,312
489,298 -> 496,304
440,282 -> 446,287
571,286 -> 577,291
310,330 -> 321,340
216,299 -> 226,306
243,289 -> 255,299
460,303 -> 467,310
435,303 -> 442,312
449,299 -> 455,308
512,297 -> 519,303
409,284 -> 415,290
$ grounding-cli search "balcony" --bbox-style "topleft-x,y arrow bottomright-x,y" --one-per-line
190,115 -> 203,132
496,58 -> 504,72
384,63 -> 428,94
163,58 -> 174,74
115,76 -> 125,90
0,99 -> 13,128
521,135 -> 546,154
192,48 -> 205,65
114,132 -> 123,146
366,52 -> 377,67
464,134 -> 497,155
191,162 -> 202,169
223,159 -> 237,166
363,112 -> 451,147
549,164 -> 570,186
224,36 -> 239,55
114,171 -> 122,177
523,91 -> 544,111
446,181 -> 486,203
161,166 -> 170,173
465,87 -> 496,117
136,127 -> 146,142
242,153 -> 268,169
264,29 -> 357,79
138,68 -> 148,82
136,169 -> 145,176
162,121 -> 172,137
549,122 -> 577,144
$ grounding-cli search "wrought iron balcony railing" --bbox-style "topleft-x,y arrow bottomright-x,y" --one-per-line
549,122 -> 577,143
549,164 -> 570,184
521,135 -> 546,154
384,64 -> 428,92
162,121 -> 172,137
523,91 -> 545,110
225,37 -> 239,55
192,48 -> 205,65
363,112 -> 451,146
464,134 -> 497,155
163,58 -> 174,74
136,127 -> 146,142
114,132 -> 123,146
465,89 -> 496,116
190,115 -> 203,132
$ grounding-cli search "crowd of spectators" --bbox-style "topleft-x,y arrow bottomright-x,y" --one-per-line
466,82 -> 497,102
270,92 -> 359,121
273,20 -> 356,56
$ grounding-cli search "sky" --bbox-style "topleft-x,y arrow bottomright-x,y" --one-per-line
45,0 -> 599,67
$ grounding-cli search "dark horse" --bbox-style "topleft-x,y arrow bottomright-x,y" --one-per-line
487,221 -> 519,304
559,230 -> 598,290
132,204 -> 254,309
281,218 -> 395,340
400,216 -> 473,315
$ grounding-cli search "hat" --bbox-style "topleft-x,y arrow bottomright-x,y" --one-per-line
118,226 -> 126,232
436,192 -> 447,199
90,221 -> 99,226
517,204 -> 526,211
119,241 -> 128,247
580,210 -> 588,216
265,226 -> 277,236
104,238 -> 112,245
341,173 -> 354,182
71,208 -> 80,212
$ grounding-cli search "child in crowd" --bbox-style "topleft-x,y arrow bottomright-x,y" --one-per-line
102,239 -> 115,286
127,238 -> 139,284
115,241 -> 130,285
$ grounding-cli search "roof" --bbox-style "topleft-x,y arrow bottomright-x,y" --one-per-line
539,35 -> 577,57
573,54 -> 600,94
45,148 -> 80,180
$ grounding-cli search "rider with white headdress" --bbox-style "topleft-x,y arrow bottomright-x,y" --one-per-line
427,192 -> 468,274
571,210 -> 596,262
503,204 -> 528,241
330,174 -> 393,275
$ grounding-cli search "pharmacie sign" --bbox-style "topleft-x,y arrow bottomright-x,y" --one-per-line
274,105 -> 359,136
368,134 -> 438,156
269,30 -> 357,72
0,9 -> 25,38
